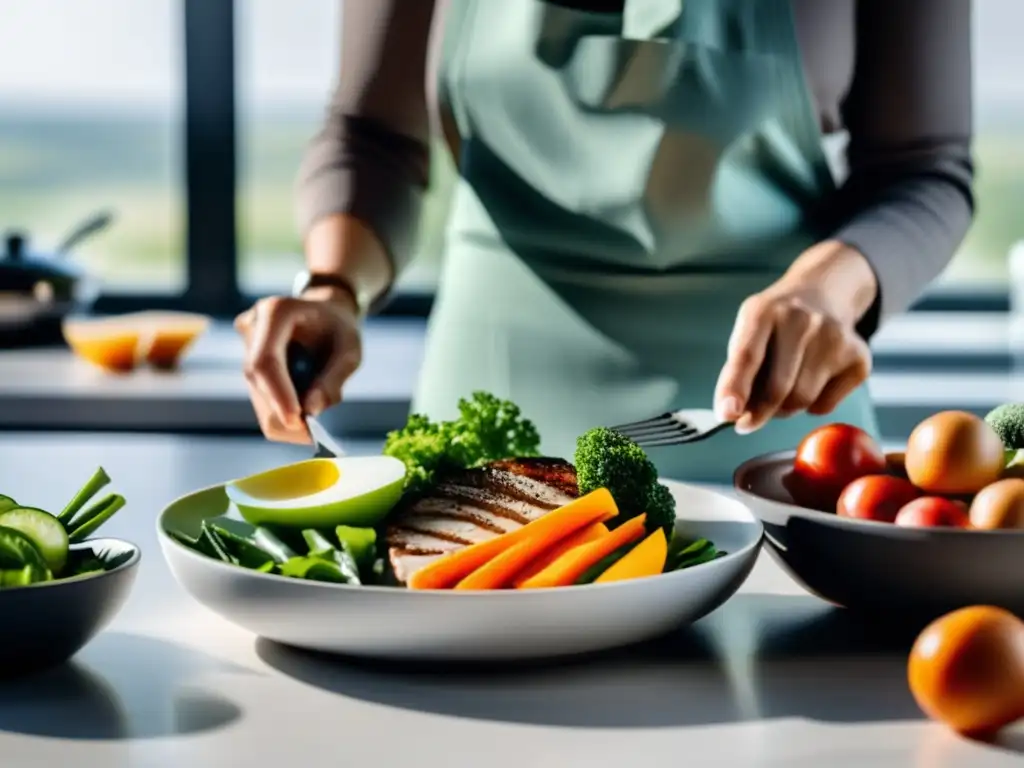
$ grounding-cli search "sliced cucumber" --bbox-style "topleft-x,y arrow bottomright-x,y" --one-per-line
0,564 -> 48,587
0,525 -> 51,579
0,508 -> 69,574
0,495 -> 17,514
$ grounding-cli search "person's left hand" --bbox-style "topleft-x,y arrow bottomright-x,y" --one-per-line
713,280 -> 872,434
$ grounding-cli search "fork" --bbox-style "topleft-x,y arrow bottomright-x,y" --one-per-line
609,409 -> 734,448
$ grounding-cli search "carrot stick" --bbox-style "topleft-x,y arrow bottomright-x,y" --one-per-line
456,520 -> 610,591
517,514 -> 648,589
594,527 -> 667,584
511,521 -> 608,588
407,488 -> 618,590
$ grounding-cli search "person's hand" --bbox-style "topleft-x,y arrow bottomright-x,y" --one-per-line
235,287 -> 362,444
713,279 -> 872,435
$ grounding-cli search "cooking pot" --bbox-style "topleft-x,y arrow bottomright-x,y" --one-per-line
0,210 -> 111,347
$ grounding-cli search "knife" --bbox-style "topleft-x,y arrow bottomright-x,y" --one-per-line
286,342 -> 346,458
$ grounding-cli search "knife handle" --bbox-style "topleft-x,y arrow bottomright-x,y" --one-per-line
286,342 -> 321,406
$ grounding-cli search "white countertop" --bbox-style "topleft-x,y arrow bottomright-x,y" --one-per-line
0,311 -> 1010,400
0,312 -> 1021,437
0,432 -> 1021,767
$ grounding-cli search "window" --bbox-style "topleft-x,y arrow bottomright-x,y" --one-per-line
235,0 -> 334,295
938,0 -> 1024,287
0,0 -> 185,291
3,0 -> 1014,318
236,0 -> 457,297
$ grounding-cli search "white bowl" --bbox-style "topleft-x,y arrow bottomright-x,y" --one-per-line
157,480 -> 763,661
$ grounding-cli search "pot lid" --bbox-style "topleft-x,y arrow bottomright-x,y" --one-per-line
0,231 -> 83,281
0,211 -> 112,283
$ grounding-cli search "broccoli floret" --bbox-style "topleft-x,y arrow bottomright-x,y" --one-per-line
574,428 -> 677,532
645,481 -> 677,535
574,427 -> 657,521
984,403 -> 1024,464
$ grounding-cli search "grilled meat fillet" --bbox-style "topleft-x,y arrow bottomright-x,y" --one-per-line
386,457 -> 578,584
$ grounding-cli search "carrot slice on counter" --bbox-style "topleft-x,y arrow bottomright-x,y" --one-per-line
594,527 -> 667,584
511,521 -> 609,588
408,488 -> 618,590
517,514 -> 648,589
457,520 -> 611,591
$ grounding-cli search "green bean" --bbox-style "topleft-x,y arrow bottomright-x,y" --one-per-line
57,467 -> 111,526
67,495 -> 126,542
253,527 -> 297,563
208,521 -> 276,570
198,523 -> 236,565
301,529 -> 361,584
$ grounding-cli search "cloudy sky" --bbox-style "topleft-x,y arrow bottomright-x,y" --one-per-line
0,0 -> 1020,118
0,0 -> 338,110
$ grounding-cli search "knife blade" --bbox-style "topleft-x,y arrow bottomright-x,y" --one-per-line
286,342 -> 346,458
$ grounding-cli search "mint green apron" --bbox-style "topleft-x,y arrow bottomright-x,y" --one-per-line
413,0 -> 878,483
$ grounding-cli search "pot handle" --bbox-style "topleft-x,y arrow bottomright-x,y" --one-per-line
57,210 -> 115,256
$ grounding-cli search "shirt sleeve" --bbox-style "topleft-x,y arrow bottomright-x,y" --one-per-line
295,0 -> 436,279
829,0 -> 975,337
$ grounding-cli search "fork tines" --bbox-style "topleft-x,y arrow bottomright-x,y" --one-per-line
610,413 -> 699,447
609,408 -> 731,448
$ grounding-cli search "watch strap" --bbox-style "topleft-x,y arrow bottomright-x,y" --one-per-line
292,270 -> 364,315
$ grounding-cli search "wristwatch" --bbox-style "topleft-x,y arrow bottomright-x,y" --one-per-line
291,270 -> 364,316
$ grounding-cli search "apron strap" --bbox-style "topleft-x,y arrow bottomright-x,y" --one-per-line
756,0 -> 838,196
438,0 -> 478,146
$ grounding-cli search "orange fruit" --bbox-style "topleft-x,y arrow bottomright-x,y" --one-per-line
63,311 -> 208,373
908,605 -> 1024,737
62,318 -> 141,373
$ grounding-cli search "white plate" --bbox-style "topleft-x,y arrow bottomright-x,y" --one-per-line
157,480 -> 763,661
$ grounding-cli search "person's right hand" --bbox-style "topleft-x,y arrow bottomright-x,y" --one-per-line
235,289 -> 362,444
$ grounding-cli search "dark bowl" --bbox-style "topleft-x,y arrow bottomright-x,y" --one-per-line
733,450 -> 1024,618
0,537 -> 140,677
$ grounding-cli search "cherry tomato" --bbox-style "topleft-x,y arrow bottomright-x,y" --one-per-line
836,475 -> 921,523
792,424 -> 887,509
894,497 -> 971,529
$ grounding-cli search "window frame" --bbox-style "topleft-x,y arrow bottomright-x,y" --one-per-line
91,0 -> 1006,322
93,0 -> 243,317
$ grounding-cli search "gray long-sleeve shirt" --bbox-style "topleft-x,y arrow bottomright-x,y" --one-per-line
297,0 -> 974,336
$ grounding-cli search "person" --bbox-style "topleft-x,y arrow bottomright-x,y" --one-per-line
236,0 -> 974,483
